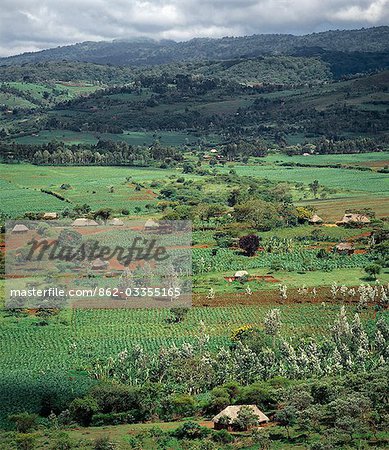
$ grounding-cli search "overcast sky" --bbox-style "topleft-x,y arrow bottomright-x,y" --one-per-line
0,0 -> 388,57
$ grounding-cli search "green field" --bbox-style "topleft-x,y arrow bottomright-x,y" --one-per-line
11,129 -> 220,147
0,164 -> 182,215
0,298 -> 382,424
0,81 -> 101,109
1,155 -> 388,218
264,152 -> 389,167
225,162 -> 389,195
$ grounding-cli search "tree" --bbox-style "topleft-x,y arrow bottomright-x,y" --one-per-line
275,406 -> 297,439
170,394 -> 196,418
309,180 -> 320,198
251,430 -> 271,449
93,208 -> 112,224
264,309 -> 282,346
74,203 -> 91,215
233,405 -> 260,431
233,199 -> 282,230
239,234 -> 260,256
364,264 -> 381,280
329,394 -> 371,442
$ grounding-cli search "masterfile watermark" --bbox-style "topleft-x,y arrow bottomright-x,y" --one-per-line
5,220 -> 192,309
26,236 -> 169,265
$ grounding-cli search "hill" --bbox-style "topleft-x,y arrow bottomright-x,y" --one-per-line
1,26 -> 388,68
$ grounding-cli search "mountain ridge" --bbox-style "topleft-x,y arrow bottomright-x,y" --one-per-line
1,26 -> 388,67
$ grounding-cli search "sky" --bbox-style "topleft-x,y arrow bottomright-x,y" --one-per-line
0,0 -> 388,57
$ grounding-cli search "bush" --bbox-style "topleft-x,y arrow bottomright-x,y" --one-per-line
50,432 -> 73,450
172,421 -> 209,440
211,429 -> 234,443
364,264 -> 381,280
170,394 -> 196,418
90,383 -> 141,414
9,413 -> 38,433
69,397 -> 98,426
91,412 -> 135,426
15,433 -> 36,450
93,436 -> 117,450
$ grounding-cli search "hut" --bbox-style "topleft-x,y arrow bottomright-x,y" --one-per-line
309,214 -> 323,225
336,213 -> 370,226
43,212 -> 58,220
212,405 -> 270,431
234,270 -> 249,279
144,219 -> 160,231
108,218 -> 124,226
11,224 -> 29,233
71,218 -> 99,227
91,259 -> 109,270
335,242 -> 354,255
210,148 -> 218,154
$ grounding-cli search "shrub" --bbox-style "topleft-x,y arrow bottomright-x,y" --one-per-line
211,428 -> 234,443
91,412 -> 136,426
69,397 -> 98,426
15,433 -> 36,450
170,394 -> 196,418
50,432 -> 73,450
93,436 -> 117,450
90,383 -> 141,414
172,421 -> 209,440
9,413 -> 38,433
364,264 -> 381,280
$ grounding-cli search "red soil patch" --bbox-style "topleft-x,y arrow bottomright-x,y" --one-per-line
224,275 -> 280,283
347,231 -> 371,242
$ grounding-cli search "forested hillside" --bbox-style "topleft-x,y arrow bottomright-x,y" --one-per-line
1,26 -> 388,69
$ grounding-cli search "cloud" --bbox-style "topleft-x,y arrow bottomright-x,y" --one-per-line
0,0 -> 388,56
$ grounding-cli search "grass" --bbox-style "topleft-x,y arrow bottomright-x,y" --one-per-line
297,195 -> 389,220
0,164 -> 182,216
222,163 -> 389,196
11,129 -> 220,147
194,267 -> 389,294
265,151 -> 389,167
0,178 -> 67,216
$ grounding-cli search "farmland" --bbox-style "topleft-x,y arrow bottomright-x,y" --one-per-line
0,296 -> 386,424
0,29 -> 389,449
0,150 -> 388,217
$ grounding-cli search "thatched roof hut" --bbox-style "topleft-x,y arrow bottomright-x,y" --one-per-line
144,219 -> 160,230
335,242 -> 354,254
337,213 -> 370,226
43,212 -> 58,220
108,218 -> 124,226
91,259 -> 109,270
309,214 -> 323,224
12,224 -> 29,233
71,218 -> 99,227
213,405 -> 269,430
234,270 -> 248,279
